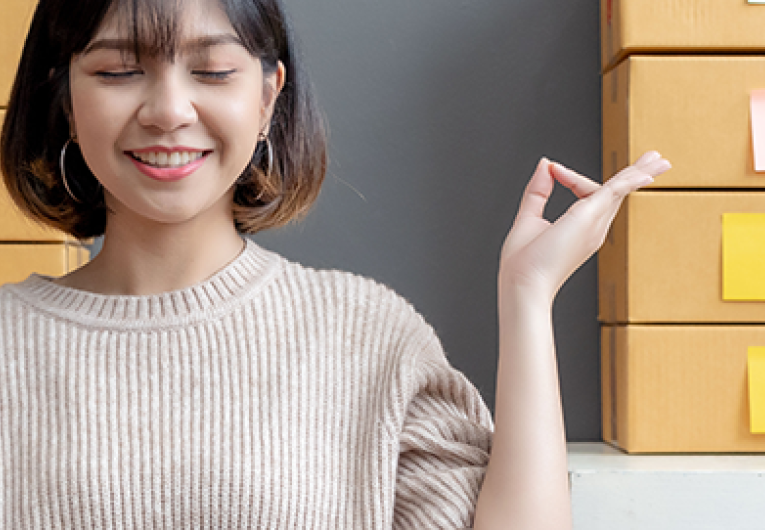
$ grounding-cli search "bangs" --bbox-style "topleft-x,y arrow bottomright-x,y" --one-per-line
4,0 -> 325,239
97,0 -> 279,65
110,0 -> 191,61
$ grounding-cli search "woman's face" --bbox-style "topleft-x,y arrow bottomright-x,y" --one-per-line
69,0 -> 283,230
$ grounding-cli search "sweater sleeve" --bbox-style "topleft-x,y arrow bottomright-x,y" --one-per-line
393,337 -> 494,530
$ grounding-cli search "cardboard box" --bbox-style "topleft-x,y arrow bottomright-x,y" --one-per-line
602,325 -> 765,453
601,0 -> 765,72
0,243 -> 88,285
0,0 -> 36,106
603,56 -> 765,189
599,191 -> 765,324
0,110 -> 73,242
0,190 -> 69,242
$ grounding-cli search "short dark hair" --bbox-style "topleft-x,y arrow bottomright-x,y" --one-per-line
1,0 -> 327,239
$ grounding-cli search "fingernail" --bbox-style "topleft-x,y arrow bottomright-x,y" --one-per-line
657,160 -> 672,172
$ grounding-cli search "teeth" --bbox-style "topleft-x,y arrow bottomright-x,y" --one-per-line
131,150 -> 206,168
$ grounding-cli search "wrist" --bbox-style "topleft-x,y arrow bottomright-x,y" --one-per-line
498,274 -> 555,308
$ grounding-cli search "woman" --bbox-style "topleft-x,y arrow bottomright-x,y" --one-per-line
0,0 -> 670,528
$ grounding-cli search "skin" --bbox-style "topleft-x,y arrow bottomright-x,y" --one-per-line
57,0 -> 284,295
54,0 -> 672,527
473,151 -> 670,530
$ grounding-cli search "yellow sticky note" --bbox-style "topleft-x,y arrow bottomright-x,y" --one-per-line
722,213 -> 765,301
748,347 -> 765,434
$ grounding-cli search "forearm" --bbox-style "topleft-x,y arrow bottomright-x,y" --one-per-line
473,285 -> 571,530
471,152 -> 668,530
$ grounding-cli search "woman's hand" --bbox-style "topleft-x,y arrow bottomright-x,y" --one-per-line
499,151 -> 671,302
475,151 -> 671,530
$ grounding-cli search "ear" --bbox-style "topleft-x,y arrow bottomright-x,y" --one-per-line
261,61 -> 286,135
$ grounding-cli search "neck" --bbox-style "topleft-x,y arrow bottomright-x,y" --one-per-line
61,210 -> 246,297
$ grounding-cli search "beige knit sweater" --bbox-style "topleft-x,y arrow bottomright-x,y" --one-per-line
0,240 -> 493,529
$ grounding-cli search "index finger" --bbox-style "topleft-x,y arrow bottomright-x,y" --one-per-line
549,162 -> 601,199
585,155 -> 672,215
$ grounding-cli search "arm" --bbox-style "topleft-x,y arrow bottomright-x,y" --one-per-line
472,152 -> 671,530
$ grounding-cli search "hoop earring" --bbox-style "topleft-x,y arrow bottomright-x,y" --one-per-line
60,138 -> 81,203
259,132 -> 274,178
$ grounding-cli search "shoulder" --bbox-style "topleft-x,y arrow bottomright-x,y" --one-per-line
0,278 -> 32,306
0,275 -> 66,324
0,278 -> 36,332
279,257 -> 405,306
269,253 -> 440,356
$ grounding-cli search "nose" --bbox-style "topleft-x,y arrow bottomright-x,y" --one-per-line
136,68 -> 198,132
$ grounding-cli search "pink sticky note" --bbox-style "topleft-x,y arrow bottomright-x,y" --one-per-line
752,90 -> 765,172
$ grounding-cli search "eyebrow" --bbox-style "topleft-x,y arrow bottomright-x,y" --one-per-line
81,34 -> 244,56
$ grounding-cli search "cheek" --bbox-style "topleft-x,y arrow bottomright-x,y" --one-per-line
72,109 -> 116,176
70,79 -> 135,173
209,93 -> 264,165
71,85 -> 121,150
227,88 -> 264,133
70,111 -> 124,189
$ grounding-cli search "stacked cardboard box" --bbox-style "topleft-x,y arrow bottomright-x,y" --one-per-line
1,2 -> 88,286
599,0 -> 765,453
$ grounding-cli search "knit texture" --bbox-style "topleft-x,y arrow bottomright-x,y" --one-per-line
0,240 -> 493,529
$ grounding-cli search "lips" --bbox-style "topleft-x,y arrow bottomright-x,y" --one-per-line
126,148 -> 212,182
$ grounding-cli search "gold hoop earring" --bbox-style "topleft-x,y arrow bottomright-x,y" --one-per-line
60,138 -> 82,203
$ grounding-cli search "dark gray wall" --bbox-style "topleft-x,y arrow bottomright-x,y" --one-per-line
254,0 -> 603,441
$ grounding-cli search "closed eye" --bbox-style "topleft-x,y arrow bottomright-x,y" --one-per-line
193,69 -> 237,80
96,70 -> 141,79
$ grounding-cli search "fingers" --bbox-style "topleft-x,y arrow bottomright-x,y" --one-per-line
501,152 -> 672,295
516,158 -> 555,219
547,152 -> 667,201
515,151 -> 671,224
609,153 -> 672,194
549,151 -> 669,201
572,152 -> 671,239
563,152 -> 671,237
634,150 -> 661,166
548,162 -> 601,199
544,151 -> 667,201
637,155 -> 672,177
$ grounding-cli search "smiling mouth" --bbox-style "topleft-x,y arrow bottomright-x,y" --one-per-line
128,150 -> 211,168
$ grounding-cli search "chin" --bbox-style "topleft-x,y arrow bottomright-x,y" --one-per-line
106,189 -> 232,229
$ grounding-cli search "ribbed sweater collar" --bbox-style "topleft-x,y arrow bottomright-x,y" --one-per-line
5,239 -> 283,331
